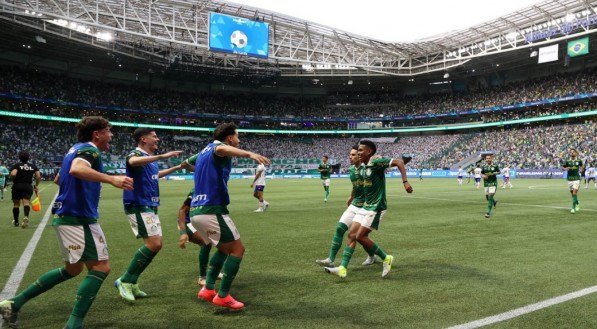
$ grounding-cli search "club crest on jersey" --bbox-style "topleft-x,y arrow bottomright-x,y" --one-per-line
366,168 -> 372,176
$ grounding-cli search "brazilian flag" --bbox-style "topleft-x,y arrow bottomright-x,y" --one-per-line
567,37 -> 589,57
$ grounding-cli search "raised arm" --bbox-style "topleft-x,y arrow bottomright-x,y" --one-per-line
390,158 -> 413,193
215,145 -> 270,165
158,164 -> 182,178
128,150 -> 182,167
70,159 -> 134,190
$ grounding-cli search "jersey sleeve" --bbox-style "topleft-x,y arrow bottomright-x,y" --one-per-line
371,157 -> 392,170
126,150 -> 143,165
185,154 -> 199,166
75,147 -> 101,168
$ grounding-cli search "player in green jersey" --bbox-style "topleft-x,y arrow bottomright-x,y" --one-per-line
481,154 -> 500,219
316,146 -> 376,267
562,148 -> 584,213
318,156 -> 332,202
325,140 -> 413,278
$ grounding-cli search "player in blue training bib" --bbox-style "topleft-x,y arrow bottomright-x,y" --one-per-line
181,122 -> 270,310
115,128 -> 182,302
1,116 -> 133,329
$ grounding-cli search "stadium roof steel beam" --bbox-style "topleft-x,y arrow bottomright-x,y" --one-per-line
0,0 -> 595,77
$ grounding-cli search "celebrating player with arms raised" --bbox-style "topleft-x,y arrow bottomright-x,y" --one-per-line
115,128 -> 182,302
316,145 -> 376,267
183,123 -> 269,310
325,140 -> 412,279
1,116 -> 133,329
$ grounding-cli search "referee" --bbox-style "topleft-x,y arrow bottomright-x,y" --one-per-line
9,151 -> 40,228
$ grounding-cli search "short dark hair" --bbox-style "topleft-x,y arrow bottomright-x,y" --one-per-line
18,151 -> 30,163
133,128 -> 155,144
76,116 -> 111,142
323,155 -> 329,159
351,144 -> 359,151
359,140 -> 377,155
213,123 -> 237,142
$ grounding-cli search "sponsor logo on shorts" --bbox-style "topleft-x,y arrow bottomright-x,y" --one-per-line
68,245 -> 82,251
99,236 -> 105,244
206,229 -> 217,236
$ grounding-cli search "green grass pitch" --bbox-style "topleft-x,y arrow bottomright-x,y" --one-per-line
1,178 -> 596,328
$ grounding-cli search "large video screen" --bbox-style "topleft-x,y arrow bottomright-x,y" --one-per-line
208,12 -> 269,59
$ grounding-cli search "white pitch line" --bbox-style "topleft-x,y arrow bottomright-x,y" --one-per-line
399,195 -> 597,212
0,192 -> 57,329
446,285 -> 597,329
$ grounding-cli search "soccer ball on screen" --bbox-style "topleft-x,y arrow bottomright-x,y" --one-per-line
230,30 -> 248,49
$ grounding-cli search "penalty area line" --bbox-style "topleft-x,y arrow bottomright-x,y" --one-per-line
446,285 -> 597,329
0,192 -> 57,329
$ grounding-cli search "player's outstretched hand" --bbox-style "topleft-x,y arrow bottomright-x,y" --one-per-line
111,176 -> 134,190
404,181 -> 413,193
178,233 -> 188,249
250,153 -> 270,166
161,151 -> 183,159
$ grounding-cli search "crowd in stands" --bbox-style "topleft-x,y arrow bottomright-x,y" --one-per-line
1,66 -> 595,123
1,119 -> 593,175
427,121 -> 596,169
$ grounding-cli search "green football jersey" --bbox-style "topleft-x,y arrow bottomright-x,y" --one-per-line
362,157 -> 392,212
319,163 -> 331,180
481,164 -> 500,187
564,159 -> 583,181
349,164 -> 365,207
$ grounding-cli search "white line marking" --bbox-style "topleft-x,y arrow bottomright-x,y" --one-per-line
0,192 -> 57,329
446,285 -> 597,329
399,195 -> 597,212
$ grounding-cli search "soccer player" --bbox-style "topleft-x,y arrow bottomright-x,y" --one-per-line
418,168 -> 424,181
177,188 -> 223,286
586,164 -> 596,189
316,145 -> 376,267
562,149 -> 583,213
457,166 -> 465,186
9,151 -> 41,228
250,162 -> 269,212
473,166 -> 482,189
0,116 -> 133,329
182,123 -> 269,310
501,165 -> 513,189
0,160 -> 9,200
115,128 -> 182,302
318,155 -> 331,202
481,154 -> 500,219
324,140 -> 413,278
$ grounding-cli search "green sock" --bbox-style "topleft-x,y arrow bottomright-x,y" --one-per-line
325,187 -> 330,198
120,245 -> 156,284
199,244 -> 212,277
66,270 -> 107,329
572,195 -> 578,207
340,246 -> 355,268
218,255 -> 242,298
328,223 -> 348,262
206,250 -> 228,290
12,268 -> 73,311
487,196 -> 494,214
365,243 -> 387,260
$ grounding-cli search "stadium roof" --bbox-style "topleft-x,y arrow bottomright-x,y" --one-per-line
0,0 -> 595,77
